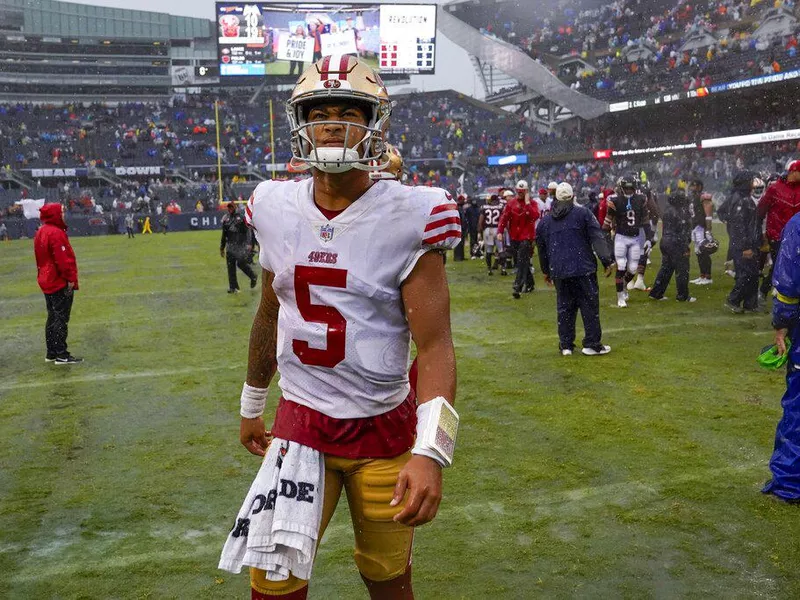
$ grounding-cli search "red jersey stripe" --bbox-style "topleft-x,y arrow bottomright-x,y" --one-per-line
430,202 -> 458,215
423,229 -> 461,245
424,216 -> 461,232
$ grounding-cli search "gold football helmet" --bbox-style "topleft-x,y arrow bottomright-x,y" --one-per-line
286,55 -> 392,174
369,143 -> 404,180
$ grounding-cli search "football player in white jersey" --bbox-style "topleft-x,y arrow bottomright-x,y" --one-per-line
237,55 -> 461,600
369,142 -> 404,182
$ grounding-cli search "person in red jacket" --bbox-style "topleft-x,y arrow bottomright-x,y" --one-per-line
34,203 -> 83,364
758,160 -> 800,300
497,180 -> 540,299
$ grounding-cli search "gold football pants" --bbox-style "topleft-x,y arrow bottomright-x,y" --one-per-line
250,451 -> 413,596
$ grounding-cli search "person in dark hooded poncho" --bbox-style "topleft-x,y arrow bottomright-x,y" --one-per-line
648,189 -> 695,303
536,183 -> 614,356
724,171 -> 762,313
762,210 -> 800,503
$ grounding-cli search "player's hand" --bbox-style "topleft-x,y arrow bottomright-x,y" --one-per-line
544,275 -> 553,286
391,455 -> 442,527
776,328 -> 789,356
240,417 -> 271,456
743,249 -> 754,259
643,240 -> 652,253
220,248 -> 225,258
66,281 -> 75,293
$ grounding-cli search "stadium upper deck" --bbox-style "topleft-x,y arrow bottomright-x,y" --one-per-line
0,0 -> 214,100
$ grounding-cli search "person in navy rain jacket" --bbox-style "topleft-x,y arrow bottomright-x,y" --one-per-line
536,183 -> 614,357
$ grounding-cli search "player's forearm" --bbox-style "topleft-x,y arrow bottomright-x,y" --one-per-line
415,339 -> 457,406
246,306 -> 278,388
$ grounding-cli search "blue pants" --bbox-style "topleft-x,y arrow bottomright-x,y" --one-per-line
553,273 -> 601,351
763,365 -> 800,501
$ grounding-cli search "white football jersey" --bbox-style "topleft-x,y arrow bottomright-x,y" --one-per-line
246,178 -> 461,419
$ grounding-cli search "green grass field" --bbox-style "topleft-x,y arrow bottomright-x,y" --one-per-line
1,230 -> 798,599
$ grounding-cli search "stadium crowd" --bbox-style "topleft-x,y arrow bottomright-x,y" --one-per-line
451,0 -> 800,101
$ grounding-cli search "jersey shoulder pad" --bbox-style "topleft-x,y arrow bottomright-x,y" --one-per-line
246,179 -> 294,231
417,187 -> 462,251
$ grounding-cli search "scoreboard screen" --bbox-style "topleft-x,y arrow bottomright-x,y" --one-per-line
215,2 -> 437,78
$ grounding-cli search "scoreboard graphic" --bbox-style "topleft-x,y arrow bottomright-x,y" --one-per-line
216,2 -> 437,78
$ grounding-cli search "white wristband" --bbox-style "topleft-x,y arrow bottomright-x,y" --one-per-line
412,396 -> 459,468
240,382 -> 268,418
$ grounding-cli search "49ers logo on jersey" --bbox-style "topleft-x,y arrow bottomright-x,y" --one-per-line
323,79 -> 341,89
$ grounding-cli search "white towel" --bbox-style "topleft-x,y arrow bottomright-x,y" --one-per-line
218,438 -> 325,582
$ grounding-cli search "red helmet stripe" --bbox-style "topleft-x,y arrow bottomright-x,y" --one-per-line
338,55 -> 349,80
319,55 -> 332,80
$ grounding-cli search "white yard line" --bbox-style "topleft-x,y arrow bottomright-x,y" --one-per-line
455,314 -> 757,347
8,546 -> 221,582
5,462 -> 768,583
0,364 -> 240,392
1,308 -> 239,332
0,286 -> 230,305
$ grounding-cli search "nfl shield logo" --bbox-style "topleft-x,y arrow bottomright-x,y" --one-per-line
320,224 -> 334,242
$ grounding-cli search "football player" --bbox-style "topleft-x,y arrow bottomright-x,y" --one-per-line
688,179 -> 714,285
628,180 -> 660,292
234,55 -> 460,600
536,187 -> 552,217
369,142 -> 404,181
603,175 -> 653,307
478,193 -> 506,276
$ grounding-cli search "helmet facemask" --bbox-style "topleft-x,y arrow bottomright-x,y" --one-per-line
287,94 -> 392,174
751,178 -> 765,202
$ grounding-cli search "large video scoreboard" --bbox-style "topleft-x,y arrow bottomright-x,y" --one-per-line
215,2 -> 437,78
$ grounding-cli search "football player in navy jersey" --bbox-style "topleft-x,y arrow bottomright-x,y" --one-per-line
628,180 -> 660,292
479,193 -> 505,276
603,176 -> 653,307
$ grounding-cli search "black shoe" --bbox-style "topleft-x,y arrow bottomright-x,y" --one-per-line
55,355 -> 83,365
512,291 -> 521,299
45,354 -> 57,363
487,269 -> 493,276
501,269 -> 508,276
227,288 -> 240,294
250,276 -> 258,289
522,286 -> 534,293
724,300 -> 744,314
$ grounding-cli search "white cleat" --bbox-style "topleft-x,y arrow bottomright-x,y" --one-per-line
633,276 -> 648,291
699,278 -> 713,285
725,269 -> 736,277
690,277 -> 704,285
617,299 -> 628,308
582,345 -> 611,356
626,278 -> 636,291
561,349 -> 573,356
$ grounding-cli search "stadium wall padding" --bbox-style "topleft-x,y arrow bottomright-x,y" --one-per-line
2,212 -> 225,240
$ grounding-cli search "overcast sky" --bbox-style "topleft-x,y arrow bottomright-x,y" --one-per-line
76,0 -> 482,97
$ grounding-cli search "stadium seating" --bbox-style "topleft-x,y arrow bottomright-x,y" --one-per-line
449,0 -> 800,101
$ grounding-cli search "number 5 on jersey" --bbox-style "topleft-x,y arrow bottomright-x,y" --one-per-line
293,266 -> 347,368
